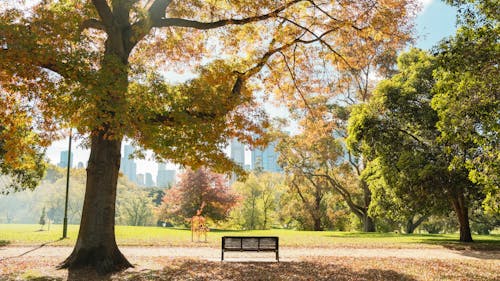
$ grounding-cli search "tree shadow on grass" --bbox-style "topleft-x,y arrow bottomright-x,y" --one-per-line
419,238 -> 500,260
60,260 -> 418,281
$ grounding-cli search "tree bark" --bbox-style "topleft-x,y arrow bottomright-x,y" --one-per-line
405,214 -> 429,234
360,180 -> 376,232
313,217 -> 323,231
450,193 -> 473,242
362,214 -> 376,232
59,131 -> 132,273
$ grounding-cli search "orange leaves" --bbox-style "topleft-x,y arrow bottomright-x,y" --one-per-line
2,0 -> 418,178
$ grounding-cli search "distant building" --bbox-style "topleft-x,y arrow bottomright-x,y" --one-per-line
58,150 -> 74,168
230,138 -> 245,167
157,163 -> 176,188
77,162 -> 84,169
120,144 -> 137,183
145,173 -> 155,187
136,173 -> 145,186
251,141 -> 282,173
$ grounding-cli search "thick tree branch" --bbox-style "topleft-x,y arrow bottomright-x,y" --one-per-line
348,152 -> 361,176
153,0 -> 305,29
91,0 -> 114,29
291,177 -> 314,214
148,0 -> 173,22
128,0 -> 173,52
397,127 -> 430,148
312,172 -> 365,217
151,110 -> 218,126
79,19 -> 106,32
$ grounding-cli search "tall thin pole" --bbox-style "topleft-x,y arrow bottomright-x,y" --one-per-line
62,129 -> 72,239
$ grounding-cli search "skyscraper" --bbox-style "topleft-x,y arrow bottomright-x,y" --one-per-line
136,173 -> 145,186
120,144 -> 137,183
230,138 -> 245,167
145,173 -> 155,187
157,163 -> 176,188
58,150 -> 74,168
251,141 -> 283,172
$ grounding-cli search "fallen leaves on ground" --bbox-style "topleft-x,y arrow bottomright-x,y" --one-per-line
0,256 -> 498,281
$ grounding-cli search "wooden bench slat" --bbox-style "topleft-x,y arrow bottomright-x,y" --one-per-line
221,236 -> 279,261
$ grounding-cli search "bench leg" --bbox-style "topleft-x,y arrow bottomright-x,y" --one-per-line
221,250 -> 224,261
276,250 -> 279,262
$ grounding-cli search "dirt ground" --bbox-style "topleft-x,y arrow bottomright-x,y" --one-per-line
1,246 -> 499,280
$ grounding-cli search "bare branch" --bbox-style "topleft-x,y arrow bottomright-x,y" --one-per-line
280,17 -> 356,71
279,51 -> 315,115
306,0 -> 364,31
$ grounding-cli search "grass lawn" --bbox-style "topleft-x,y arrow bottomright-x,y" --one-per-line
1,224 -> 499,250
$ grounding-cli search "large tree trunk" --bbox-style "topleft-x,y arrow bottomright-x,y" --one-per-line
59,131 -> 132,273
313,217 -> 323,231
362,214 -> 376,232
450,193 -> 473,242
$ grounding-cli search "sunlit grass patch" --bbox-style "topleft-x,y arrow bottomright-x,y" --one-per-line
0,224 -> 499,250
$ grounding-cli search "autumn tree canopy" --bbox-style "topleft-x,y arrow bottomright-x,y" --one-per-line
0,0 -> 417,274
160,168 -> 238,224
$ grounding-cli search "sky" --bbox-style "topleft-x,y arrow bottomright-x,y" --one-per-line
45,0 -> 459,178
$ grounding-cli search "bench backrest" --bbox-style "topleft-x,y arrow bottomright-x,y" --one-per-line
222,236 -> 278,250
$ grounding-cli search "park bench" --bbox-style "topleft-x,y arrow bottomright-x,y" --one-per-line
221,236 -> 279,261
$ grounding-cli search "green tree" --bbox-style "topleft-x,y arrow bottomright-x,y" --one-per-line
348,49 -> 481,242
363,158 -> 443,234
432,0 -> 499,218
118,192 -> 154,226
277,129 -> 337,231
39,206 -> 46,230
231,172 -> 285,230
0,0 -> 417,273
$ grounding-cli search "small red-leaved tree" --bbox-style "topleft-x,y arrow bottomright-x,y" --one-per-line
161,168 -> 238,224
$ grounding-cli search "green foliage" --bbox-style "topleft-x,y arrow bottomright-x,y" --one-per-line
348,49 -> 481,241
116,188 -> 155,226
348,49 -> 438,156
0,166 -> 157,226
432,0 -> 499,217
38,207 -> 46,228
229,172 -> 286,230
422,214 -> 459,234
